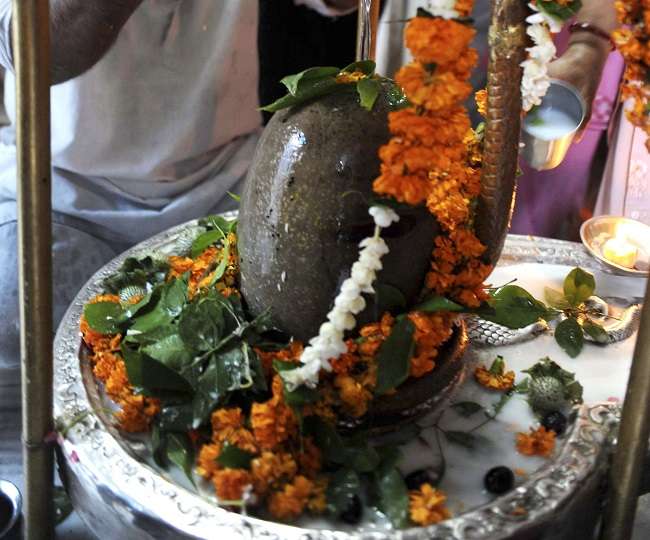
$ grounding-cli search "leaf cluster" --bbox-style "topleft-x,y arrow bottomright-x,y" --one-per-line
544,267 -> 608,357
307,416 -> 409,528
84,248 -> 272,485
261,61 -> 408,113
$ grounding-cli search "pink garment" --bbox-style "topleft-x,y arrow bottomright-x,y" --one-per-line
510,34 -> 625,239
595,105 -> 650,225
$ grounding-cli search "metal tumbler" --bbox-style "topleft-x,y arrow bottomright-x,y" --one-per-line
520,79 -> 586,171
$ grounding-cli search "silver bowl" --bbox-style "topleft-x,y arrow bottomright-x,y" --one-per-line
0,480 -> 22,538
580,216 -> 650,277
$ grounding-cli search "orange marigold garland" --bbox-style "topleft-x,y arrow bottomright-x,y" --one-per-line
612,0 -> 650,150
374,0 -> 491,384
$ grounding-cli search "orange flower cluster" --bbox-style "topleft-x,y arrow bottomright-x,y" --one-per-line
196,378 -> 328,519
168,232 -> 240,298
515,426 -> 556,458
80,295 -> 160,432
474,358 -> 515,391
612,0 -> 650,150
374,4 -> 492,314
409,483 -> 452,526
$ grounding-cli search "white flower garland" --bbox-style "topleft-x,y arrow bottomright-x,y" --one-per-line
426,0 -> 459,20
520,2 -> 562,111
281,205 -> 400,390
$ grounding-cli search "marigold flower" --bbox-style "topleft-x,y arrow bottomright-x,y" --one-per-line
474,356 -> 515,391
251,379 -> 297,450
409,483 -> 451,526
268,475 -> 314,520
475,88 -> 487,117
334,374 -> 373,418
516,426 -> 556,458
404,17 -> 476,67
211,407 -> 244,431
373,170 -> 431,206
395,65 -> 473,112
212,468 -> 252,501
196,442 -> 222,478
450,228 -> 487,258
388,108 -> 470,146
307,477 -> 329,514
454,0 -> 474,17
251,451 -> 298,494
115,394 -> 160,433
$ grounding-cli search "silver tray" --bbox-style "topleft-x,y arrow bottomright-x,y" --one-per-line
53,224 -> 622,540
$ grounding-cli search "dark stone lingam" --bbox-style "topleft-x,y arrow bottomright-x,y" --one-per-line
238,86 -> 467,427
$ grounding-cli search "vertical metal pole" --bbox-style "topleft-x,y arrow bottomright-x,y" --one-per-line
12,1 -> 54,539
355,0 -> 380,61
600,277 -> 650,540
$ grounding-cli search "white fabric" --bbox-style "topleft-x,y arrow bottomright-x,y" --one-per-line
0,0 -> 347,244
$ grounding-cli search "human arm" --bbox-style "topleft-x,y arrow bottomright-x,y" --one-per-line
547,0 -> 618,126
0,0 -> 143,85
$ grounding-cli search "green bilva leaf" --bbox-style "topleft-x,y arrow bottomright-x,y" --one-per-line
341,60 -> 376,75
151,423 -> 167,468
537,0 -> 582,22
191,344 -> 255,428
159,403 -> 194,432
191,229 -> 226,258
356,77 -> 381,111
375,316 -> 416,394
582,318 -> 609,344
142,334 -> 193,371
374,283 -> 407,319
209,237 -> 231,286
261,77 -> 343,112
304,416 -> 379,471
280,66 -> 340,95
555,317 -> 584,358
384,79 -> 410,110
451,401 -> 483,417
345,441 -> 381,473
179,294 -> 226,352
563,267 -> 596,307
121,344 -> 193,393
415,295 -> 466,313
488,355 -> 505,375
481,285 -> 549,329
326,469 -> 361,516
198,214 -> 237,233
217,442 -> 255,470
376,467 -> 409,529
124,323 -> 177,345
83,301 -> 125,334
444,430 -> 480,450
130,277 -> 188,333
102,255 -> 169,295
166,432 -> 196,487
544,287 -> 572,310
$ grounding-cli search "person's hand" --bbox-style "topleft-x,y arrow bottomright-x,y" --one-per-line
547,37 -> 610,135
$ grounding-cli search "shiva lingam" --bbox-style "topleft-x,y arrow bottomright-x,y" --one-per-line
238,0 -> 529,429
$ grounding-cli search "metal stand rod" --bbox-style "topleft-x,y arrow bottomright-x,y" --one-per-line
355,0 -> 380,61
600,277 -> 650,540
12,1 -> 54,539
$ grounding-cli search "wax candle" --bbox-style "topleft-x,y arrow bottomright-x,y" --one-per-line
602,236 -> 638,269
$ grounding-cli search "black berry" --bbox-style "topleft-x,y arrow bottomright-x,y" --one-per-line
340,495 -> 363,525
484,466 -> 514,495
541,411 -> 568,436
405,468 -> 440,490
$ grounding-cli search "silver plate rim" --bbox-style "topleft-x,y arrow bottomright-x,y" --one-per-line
53,220 -> 620,539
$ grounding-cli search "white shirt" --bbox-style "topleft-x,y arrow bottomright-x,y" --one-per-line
0,0 -> 348,244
